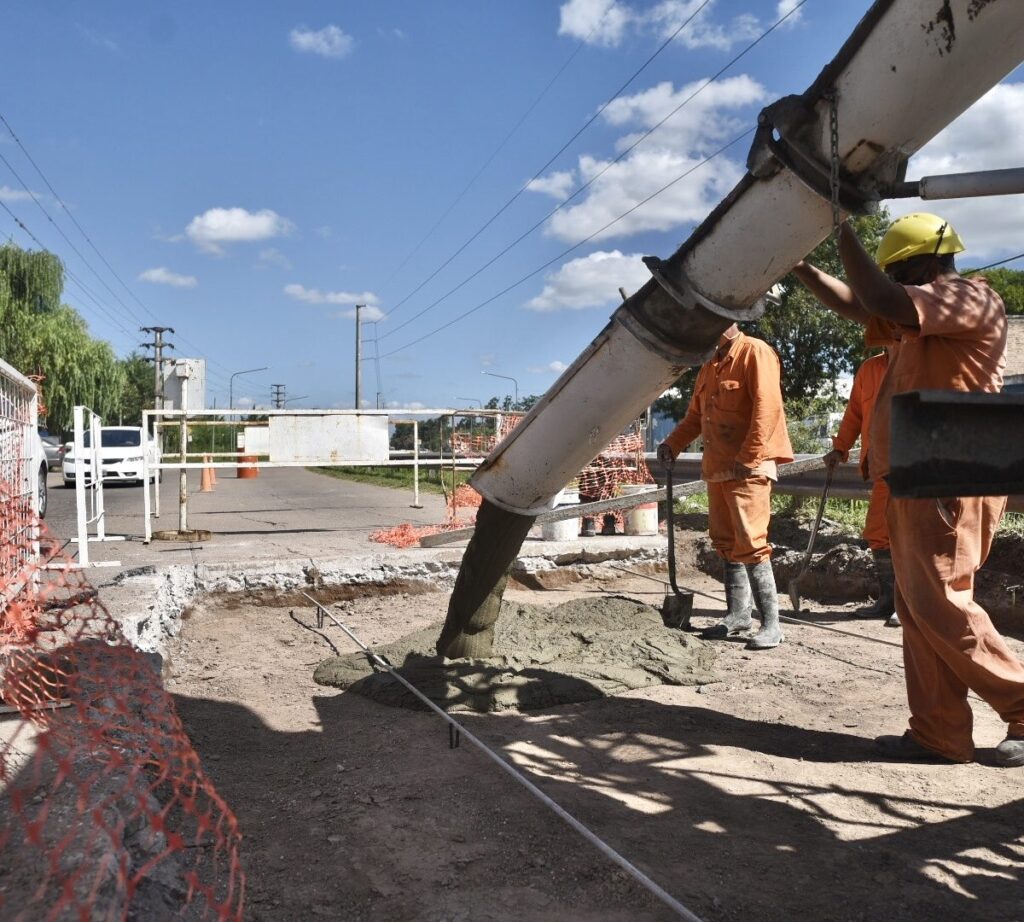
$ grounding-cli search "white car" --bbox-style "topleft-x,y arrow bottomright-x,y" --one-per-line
62,426 -> 159,487
27,429 -> 48,518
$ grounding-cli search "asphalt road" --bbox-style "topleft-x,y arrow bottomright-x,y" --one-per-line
41,466 -> 454,570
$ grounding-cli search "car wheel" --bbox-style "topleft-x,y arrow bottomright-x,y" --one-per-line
63,478 -> 74,489
37,464 -> 48,518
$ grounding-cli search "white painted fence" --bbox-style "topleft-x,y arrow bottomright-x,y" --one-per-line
0,358 -> 40,604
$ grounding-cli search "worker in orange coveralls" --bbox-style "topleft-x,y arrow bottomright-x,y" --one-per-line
823,345 -> 900,624
657,324 -> 794,651
793,213 -> 1024,767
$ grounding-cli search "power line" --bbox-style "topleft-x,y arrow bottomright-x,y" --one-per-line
381,0 -> 618,289
0,145 -> 150,329
381,0 -> 716,321
378,128 -> 753,360
0,201 -> 137,344
378,0 -> 808,344
0,112 -> 237,379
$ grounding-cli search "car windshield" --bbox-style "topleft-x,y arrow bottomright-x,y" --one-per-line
82,430 -> 142,448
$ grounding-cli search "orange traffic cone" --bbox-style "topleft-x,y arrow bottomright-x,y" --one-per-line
209,457 -> 218,485
200,455 -> 215,493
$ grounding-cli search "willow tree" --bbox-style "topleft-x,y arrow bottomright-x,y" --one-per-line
0,242 -> 125,430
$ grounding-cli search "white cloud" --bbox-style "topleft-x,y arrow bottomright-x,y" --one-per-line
186,207 -> 294,254
256,248 -> 292,270
557,0 -> 798,51
289,25 -> 354,59
775,0 -> 803,24
526,170 -> 576,198
77,24 -> 119,52
890,83 -> 1024,260
284,283 -> 380,307
0,185 -> 37,203
529,75 -> 765,242
559,0 -> 632,47
525,250 -> 650,311
386,400 -> 426,410
528,360 -> 571,374
479,353 -> 495,368
138,267 -> 198,288
334,305 -> 386,322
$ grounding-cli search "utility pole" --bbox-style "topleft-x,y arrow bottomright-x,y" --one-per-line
354,304 -> 363,410
140,326 -> 175,418
271,384 -> 286,409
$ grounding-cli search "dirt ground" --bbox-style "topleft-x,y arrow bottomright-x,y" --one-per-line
164,522 -> 1024,922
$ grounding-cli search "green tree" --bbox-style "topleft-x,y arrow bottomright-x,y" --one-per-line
117,352 -> 155,425
972,266 -> 1024,314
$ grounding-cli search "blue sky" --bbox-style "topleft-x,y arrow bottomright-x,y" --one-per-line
2,1 -> 1021,412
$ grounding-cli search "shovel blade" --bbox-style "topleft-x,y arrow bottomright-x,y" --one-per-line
788,578 -> 802,613
661,592 -> 694,629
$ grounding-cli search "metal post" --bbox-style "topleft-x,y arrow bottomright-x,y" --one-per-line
178,369 -> 191,534
411,420 -> 422,508
355,304 -> 363,410
91,412 -> 106,541
143,426 -> 152,544
73,406 -> 89,567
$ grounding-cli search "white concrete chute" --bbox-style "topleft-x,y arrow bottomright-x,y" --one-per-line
470,0 -> 1024,516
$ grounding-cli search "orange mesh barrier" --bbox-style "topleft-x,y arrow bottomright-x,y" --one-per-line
0,505 -> 245,917
373,420 -> 653,548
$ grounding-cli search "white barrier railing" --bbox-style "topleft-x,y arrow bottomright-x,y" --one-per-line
0,357 -> 40,603
140,408 -> 506,542
69,405 -> 124,568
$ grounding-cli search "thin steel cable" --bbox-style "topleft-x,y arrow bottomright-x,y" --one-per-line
381,0 -> 716,321
965,251 -> 1024,275
298,590 -> 705,922
379,0 -> 808,341
0,202 -> 137,344
381,0 -> 620,289
378,129 -> 752,359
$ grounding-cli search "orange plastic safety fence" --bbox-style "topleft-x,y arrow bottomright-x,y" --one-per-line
0,493 -> 244,918
373,421 -> 653,548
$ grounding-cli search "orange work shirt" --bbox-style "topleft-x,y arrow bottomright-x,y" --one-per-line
869,276 -> 1006,481
665,332 -> 794,480
833,352 -> 889,480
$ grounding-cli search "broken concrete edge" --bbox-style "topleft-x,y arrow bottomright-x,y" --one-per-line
101,543 -> 670,655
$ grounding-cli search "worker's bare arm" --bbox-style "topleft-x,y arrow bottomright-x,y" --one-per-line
791,260 -> 871,325
838,222 -> 918,326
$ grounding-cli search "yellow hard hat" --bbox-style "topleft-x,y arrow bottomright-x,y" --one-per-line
875,212 -> 965,269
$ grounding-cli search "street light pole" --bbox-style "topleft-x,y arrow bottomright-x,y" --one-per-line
481,371 -> 518,405
229,367 -> 269,411
456,397 -> 483,408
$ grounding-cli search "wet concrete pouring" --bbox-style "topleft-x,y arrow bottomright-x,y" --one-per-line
160,510 -> 1024,922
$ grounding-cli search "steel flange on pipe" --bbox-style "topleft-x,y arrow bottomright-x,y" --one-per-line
438,0 -> 1024,657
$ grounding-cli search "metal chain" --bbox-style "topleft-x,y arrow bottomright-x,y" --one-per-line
826,88 -> 841,240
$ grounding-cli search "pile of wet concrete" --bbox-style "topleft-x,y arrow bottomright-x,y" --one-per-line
313,595 -> 715,712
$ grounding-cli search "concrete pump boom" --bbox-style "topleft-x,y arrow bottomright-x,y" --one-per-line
437,0 -> 1024,658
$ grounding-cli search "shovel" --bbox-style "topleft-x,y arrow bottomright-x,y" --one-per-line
788,465 -> 833,612
661,459 -> 695,629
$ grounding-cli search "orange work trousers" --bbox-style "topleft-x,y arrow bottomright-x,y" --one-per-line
863,478 -> 890,551
707,475 -> 772,565
889,495 -> 1024,762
